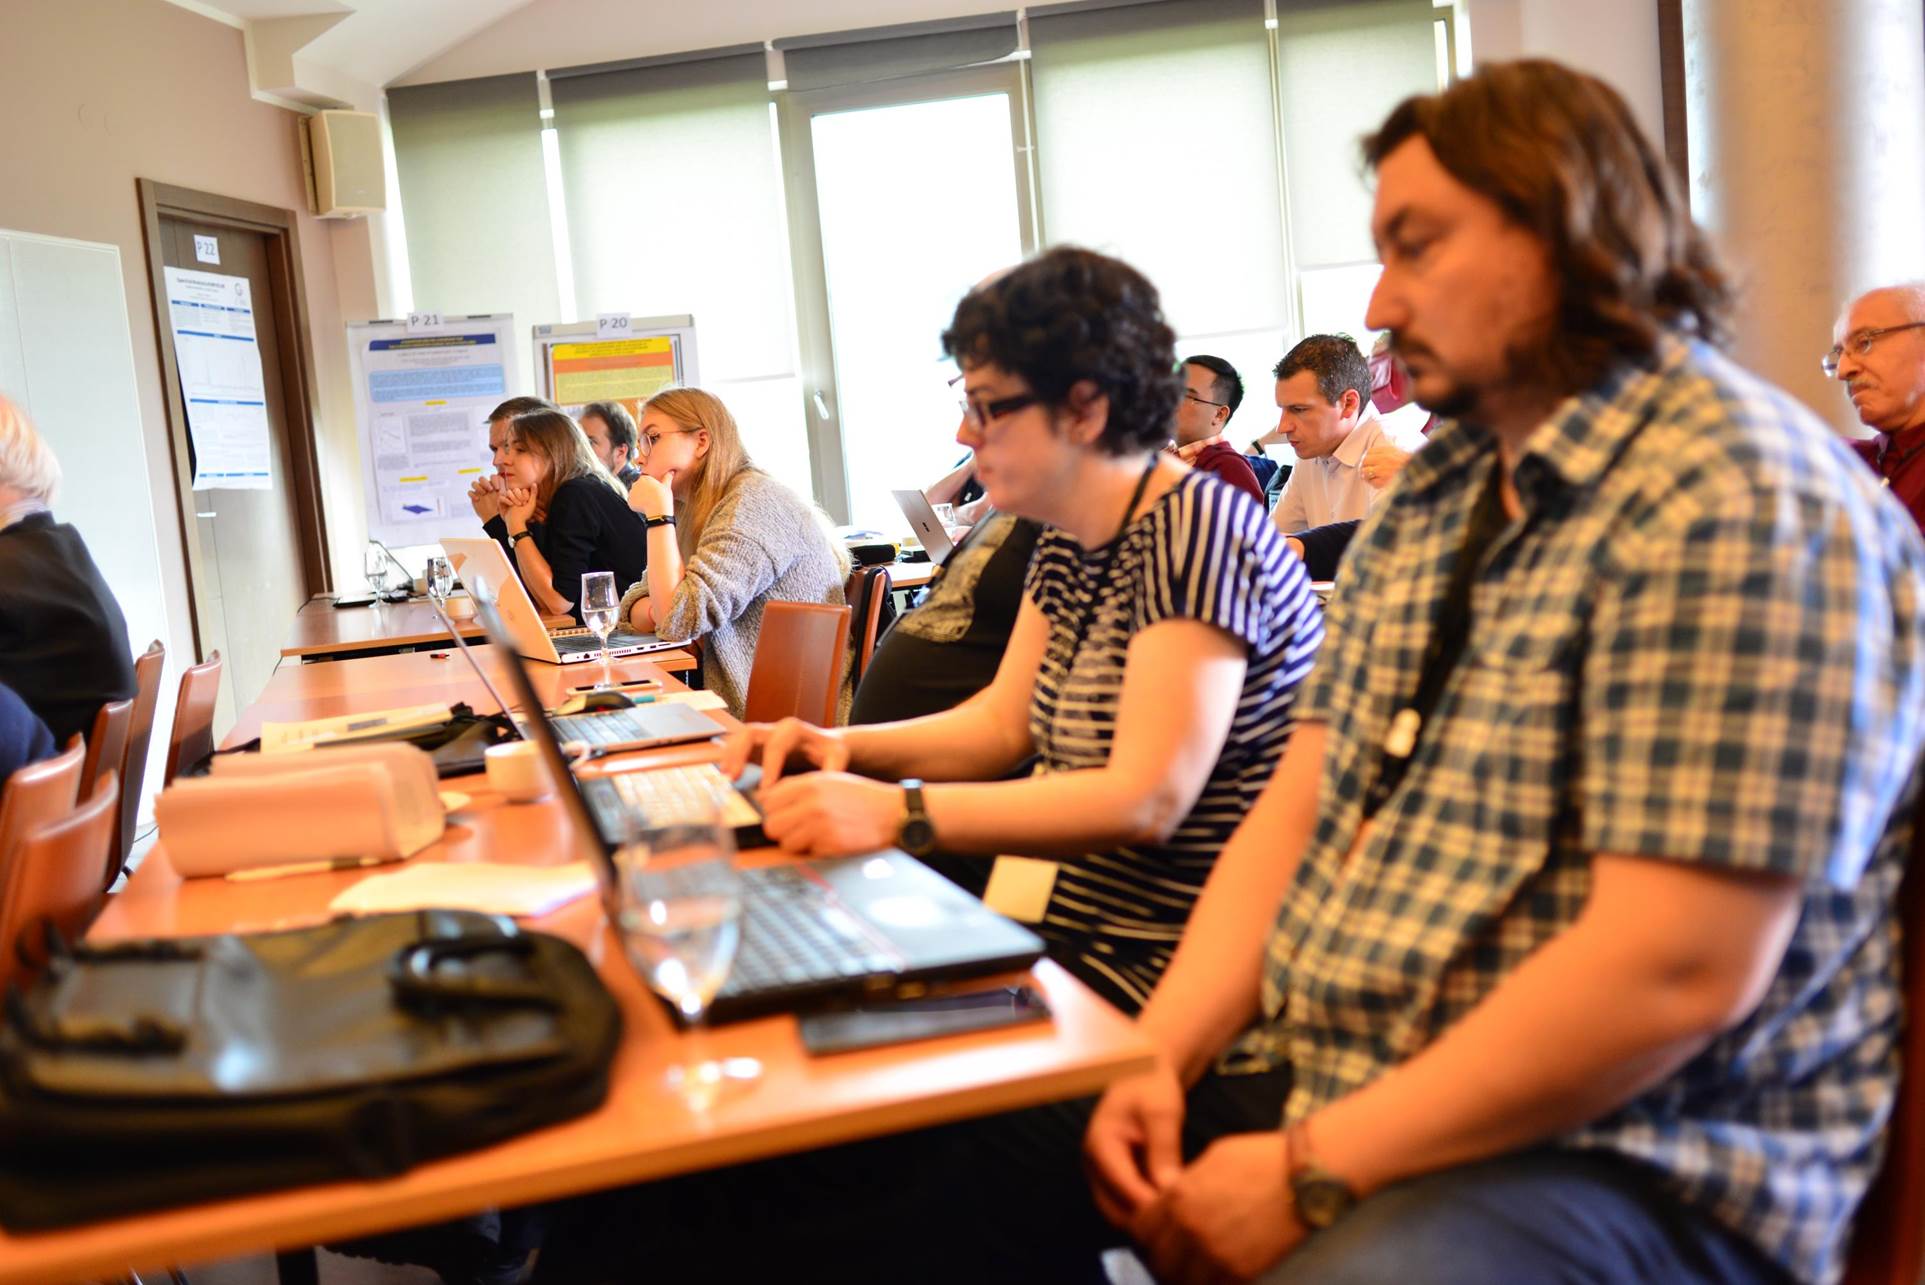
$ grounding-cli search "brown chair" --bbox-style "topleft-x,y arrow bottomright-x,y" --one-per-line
743,602 -> 851,727
0,741 -> 85,883
116,640 -> 167,870
80,699 -> 132,802
163,651 -> 223,785
845,565 -> 893,686
0,772 -> 115,989
1840,816 -> 1925,1285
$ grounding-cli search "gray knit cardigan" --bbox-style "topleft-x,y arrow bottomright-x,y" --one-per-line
619,469 -> 849,719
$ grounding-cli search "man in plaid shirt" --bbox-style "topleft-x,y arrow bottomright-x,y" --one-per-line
1085,60 -> 1925,1285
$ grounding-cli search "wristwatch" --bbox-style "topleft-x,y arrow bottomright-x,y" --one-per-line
642,514 -> 675,530
509,529 -> 534,546
1285,1119 -> 1357,1230
898,779 -> 937,857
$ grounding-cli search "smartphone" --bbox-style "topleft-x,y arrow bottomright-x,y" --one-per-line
331,595 -> 378,609
567,677 -> 662,695
799,985 -> 1051,1056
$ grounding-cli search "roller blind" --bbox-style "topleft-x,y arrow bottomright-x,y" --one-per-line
387,73 -> 558,385
774,13 -> 1020,92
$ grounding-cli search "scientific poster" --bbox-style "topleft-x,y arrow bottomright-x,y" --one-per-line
548,336 -> 679,417
348,317 -> 514,548
164,266 -> 272,490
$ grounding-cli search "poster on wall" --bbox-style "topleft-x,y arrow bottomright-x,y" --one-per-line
347,314 -> 516,549
163,266 -> 272,491
532,316 -> 699,427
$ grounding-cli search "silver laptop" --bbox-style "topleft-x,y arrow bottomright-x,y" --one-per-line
440,536 -> 682,666
891,489 -> 959,566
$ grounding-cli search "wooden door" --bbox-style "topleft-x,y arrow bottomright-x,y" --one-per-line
153,216 -> 311,725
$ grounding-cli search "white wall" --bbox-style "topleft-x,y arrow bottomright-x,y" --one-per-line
1464,0 -> 1665,143
397,0 -> 1027,84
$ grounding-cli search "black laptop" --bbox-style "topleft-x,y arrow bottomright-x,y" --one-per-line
466,583 -> 1046,1023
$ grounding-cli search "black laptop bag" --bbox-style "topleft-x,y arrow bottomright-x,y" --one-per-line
0,909 -> 622,1230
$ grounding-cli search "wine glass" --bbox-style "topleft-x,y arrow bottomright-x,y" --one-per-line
580,571 -> 619,689
612,788 -> 760,1110
426,555 -> 455,606
363,543 -> 390,604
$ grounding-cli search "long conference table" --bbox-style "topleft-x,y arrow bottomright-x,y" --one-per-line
0,646 -> 1154,1284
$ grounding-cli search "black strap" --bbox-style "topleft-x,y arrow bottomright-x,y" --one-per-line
1361,463 -> 1508,820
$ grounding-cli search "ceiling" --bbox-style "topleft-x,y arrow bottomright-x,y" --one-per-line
163,0 -> 540,90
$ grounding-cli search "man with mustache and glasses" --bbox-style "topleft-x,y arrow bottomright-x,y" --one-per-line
1083,60 -> 1925,1285
1832,283 -> 1925,532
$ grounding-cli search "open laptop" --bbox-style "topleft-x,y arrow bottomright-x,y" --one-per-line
891,489 -> 960,566
441,536 -> 684,666
466,586 -> 1045,1023
424,592 -> 722,757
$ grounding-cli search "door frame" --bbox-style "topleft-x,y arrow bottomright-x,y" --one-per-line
775,63 -> 1039,524
135,178 -> 333,658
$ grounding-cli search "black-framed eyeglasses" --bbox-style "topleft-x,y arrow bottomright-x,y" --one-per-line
1823,322 -> 1925,377
1182,390 -> 1227,409
958,392 -> 1044,430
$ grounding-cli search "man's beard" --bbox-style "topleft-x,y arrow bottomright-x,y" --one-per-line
1402,331 -> 1559,423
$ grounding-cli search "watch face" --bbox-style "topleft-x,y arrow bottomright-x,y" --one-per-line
900,818 -> 936,855
1295,1173 -> 1355,1229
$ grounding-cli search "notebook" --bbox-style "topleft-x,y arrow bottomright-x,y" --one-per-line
466,589 -> 1046,1022
440,536 -> 683,666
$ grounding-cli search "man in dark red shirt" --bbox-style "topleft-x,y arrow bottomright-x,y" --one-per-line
1833,283 -> 1925,532
1171,354 -> 1266,505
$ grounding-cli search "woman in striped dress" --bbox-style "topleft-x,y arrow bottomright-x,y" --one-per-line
726,245 -> 1324,1016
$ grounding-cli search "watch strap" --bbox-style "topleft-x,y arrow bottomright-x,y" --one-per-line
509,529 -> 534,545
642,513 -> 675,529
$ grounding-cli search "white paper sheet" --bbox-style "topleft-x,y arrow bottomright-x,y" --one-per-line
164,266 -> 272,491
329,862 -> 599,918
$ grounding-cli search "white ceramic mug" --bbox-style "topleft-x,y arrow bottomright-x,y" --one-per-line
484,741 -> 550,802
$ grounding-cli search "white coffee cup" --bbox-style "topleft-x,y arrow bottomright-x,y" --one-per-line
444,595 -> 478,619
484,741 -> 550,802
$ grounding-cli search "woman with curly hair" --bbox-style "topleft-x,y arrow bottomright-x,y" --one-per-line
494,408 -> 647,625
727,244 -> 1325,1017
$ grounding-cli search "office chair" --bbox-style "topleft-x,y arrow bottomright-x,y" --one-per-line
0,772 -> 114,989
845,565 -> 893,686
743,602 -> 850,727
162,652 -> 222,785
114,639 -> 167,880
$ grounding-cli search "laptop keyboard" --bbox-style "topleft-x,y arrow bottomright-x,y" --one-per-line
604,762 -> 763,829
726,866 -> 900,996
551,708 -> 654,746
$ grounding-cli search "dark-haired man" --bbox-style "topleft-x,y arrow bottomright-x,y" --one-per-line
580,400 -> 642,488
1170,355 -> 1265,503
1833,282 -> 1925,533
1087,59 -> 1925,1285
1266,333 -> 1425,538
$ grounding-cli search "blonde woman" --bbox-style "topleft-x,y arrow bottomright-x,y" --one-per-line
621,388 -> 849,718
497,409 -> 648,624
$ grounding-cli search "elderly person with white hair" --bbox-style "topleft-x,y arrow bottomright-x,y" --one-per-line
0,396 -> 134,747
1832,281 -> 1925,534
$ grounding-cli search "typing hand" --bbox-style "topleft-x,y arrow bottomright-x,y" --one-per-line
1132,1131 -> 1304,1285
1084,1060 -> 1187,1230
719,717 -> 850,789
499,485 -> 537,530
628,473 -> 675,520
1360,440 -> 1414,490
757,772 -> 899,857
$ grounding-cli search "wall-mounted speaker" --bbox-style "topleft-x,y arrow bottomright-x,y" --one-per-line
302,110 -> 385,219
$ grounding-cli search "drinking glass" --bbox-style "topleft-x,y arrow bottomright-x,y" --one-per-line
612,790 -> 761,1109
363,544 -> 390,603
580,571 -> 620,689
426,555 -> 455,605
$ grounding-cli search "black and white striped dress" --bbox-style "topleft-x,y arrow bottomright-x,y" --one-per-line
1023,470 -> 1323,1013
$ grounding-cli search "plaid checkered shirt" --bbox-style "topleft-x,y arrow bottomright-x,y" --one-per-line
1258,335 -> 1925,1284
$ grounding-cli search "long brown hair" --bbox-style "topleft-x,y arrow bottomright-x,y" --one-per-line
1364,59 -> 1732,394
509,409 -> 624,517
642,388 -> 757,560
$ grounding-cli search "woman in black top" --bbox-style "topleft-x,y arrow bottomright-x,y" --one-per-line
495,409 -> 647,624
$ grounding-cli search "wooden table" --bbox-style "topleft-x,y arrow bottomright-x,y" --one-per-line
888,559 -> 938,589
0,670 -> 1153,1283
281,597 -> 692,668
234,645 -> 697,746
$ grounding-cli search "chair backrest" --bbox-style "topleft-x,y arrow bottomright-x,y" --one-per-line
845,565 -> 893,686
118,639 -> 166,864
163,651 -> 223,786
743,602 -> 851,727
0,772 -> 116,991
0,740 -> 84,886
80,699 -> 133,802
1841,812 -> 1925,1285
